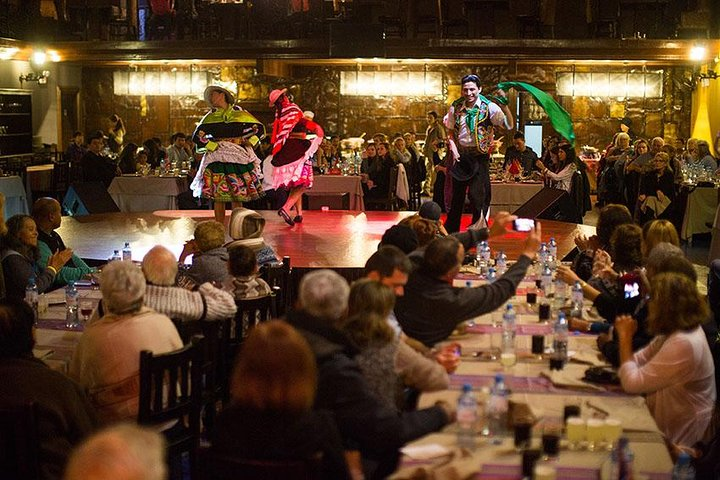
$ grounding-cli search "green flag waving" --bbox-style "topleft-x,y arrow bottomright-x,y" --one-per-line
496,81 -> 575,146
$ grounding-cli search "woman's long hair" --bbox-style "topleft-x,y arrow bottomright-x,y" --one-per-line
3,215 -> 37,260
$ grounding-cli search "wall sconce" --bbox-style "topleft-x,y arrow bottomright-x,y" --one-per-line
19,70 -> 50,86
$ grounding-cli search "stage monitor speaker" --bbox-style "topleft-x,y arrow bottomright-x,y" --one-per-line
329,23 -> 384,58
62,182 -> 120,216
513,187 -> 578,223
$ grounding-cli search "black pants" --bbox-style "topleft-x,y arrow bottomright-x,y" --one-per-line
444,152 -> 490,233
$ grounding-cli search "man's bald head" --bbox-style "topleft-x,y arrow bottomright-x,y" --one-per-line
142,245 -> 178,286
32,197 -> 61,231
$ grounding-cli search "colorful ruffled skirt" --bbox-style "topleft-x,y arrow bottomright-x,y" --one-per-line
191,141 -> 264,202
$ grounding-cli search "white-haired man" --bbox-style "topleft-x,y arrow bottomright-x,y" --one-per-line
64,424 -> 166,480
286,269 -> 452,479
142,245 -> 236,321
69,261 -> 183,423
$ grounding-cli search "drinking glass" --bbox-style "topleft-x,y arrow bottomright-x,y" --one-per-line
79,299 -> 94,323
513,421 -> 533,452
603,418 -> 623,451
586,418 -> 605,451
566,417 -> 586,450
541,419 -> 563,460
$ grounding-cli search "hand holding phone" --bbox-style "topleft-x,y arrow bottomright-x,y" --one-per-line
513,218 -> 535,232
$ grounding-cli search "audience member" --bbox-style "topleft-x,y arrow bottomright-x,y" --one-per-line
695,140 -> 718,172
165,132 -> 190,166
33,198 -> 95,287
396,222 -> 541,347
64,131 -> 85,165
1,214 -> 72,300
0,299 -> 97,480
365,141 -> 395,203
617,272 -> 715,446
422,111 -> 446,197
63,424 -> 166,480
141,246 -> 236,321
80,131 -> 117,188
179,220 -> 231,285
286,269 -> 452,479
225,207 -> 278,266
572,204 -> 633,281
344,279 -> 449,411
637,152 -> 675,224
224,244 -> 272,300
504,131 -> 538,175
379,224 -> 418,254
69,261 -> 183,423
116,143 -> 139,175
212,320 -> 351,479
642,219 -> 679,258
536,143 -> 577,193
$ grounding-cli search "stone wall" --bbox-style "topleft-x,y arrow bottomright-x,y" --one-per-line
82,62 -> 693,151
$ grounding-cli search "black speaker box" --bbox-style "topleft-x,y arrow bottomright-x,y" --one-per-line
62,182 -> 120,216
329,23 -> 384,57
513,187 -> 578,223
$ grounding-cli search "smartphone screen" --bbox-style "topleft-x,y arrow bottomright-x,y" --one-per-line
621,273 -> 641,299
513,218 -> 535,232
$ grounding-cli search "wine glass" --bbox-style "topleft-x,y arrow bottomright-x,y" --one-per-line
79,299 -> 94,323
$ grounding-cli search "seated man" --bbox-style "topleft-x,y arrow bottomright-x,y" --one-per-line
33,197 -> 95,287
286,269 -> 452,479
503,131 -> 539,176
179,220 -> 231,286
0,299 -> 97,480
80,130 -> 118,189
69,261 -> 183,423
396,223 -> 541,347
142,245 -> 236,322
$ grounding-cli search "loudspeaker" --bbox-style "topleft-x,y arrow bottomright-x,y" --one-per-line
513,187 -> 578,223
62,182 -> 120,216
329,23 -> 384,58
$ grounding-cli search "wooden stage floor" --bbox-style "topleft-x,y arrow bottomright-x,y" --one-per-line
57,210 -> 596,269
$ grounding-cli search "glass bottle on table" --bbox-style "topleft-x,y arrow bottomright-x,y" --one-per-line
550,311 -> 568,370
25,276 -> 39,325
122,242 -> 132,261
65,281 -> 80,329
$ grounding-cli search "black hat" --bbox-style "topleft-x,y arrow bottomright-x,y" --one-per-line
419,201 -> 442,221
380,225 -> 418,254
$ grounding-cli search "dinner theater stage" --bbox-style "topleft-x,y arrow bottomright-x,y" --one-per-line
56,210 -> 595,270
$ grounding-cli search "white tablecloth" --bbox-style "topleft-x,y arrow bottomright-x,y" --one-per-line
108,176 -> 189,212
490,182 -> 544,215
310,175 -> 365,210
0,175 -> 29,217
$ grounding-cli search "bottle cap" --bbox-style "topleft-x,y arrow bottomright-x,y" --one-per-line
462,383 -> 472,392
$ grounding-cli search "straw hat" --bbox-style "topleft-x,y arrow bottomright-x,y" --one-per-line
268,88 -> 287,106
204,85 -> 235,106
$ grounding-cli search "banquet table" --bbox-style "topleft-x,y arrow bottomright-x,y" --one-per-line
310,174 -> 365,210
680,185 -> 718,241
392,273 -> 673,480
107,175 -> 190,212
34,286 -> 101,373
490,182 -> 544,215
0,175 -> 29,217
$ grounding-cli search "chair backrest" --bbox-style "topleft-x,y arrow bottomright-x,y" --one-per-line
232,294 -> 277,341
198,447 -> 322,480
138,336 -> 204,429
261,256 -> 292,316
0,402 -> 39,480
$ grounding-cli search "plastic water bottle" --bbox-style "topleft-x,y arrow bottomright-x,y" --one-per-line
538,242 -> 548,265
65,281 -> 79,328
572,281 -> 584,309
25,276 -> 39,324
501,304 -> 517,366
477,241 -> 490,276
487,267 -> 497,283
476,242 -> 485,275
672,451 -> 696,480
122,242 -> 132,261
486,374 -> 509,444
456,384 -> 478,449
549,237 -> 557,260
554,275 -> 567,308
111,249 -> 122,262
495,250 -> 507,276
551,312 -> 568,370
609,437 -> 634,480
541,264 -> 553,298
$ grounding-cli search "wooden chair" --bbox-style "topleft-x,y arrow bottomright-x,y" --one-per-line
198,447 -> 322,480
138,336 -> 205,479
0,402 -> 39,480
261,256 -> 293,316
364,166 -> 399,211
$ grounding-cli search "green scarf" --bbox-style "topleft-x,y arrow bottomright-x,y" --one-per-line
497,81 -> 575,146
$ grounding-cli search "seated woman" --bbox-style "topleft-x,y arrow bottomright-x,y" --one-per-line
225,244 -> 272,300
179,220 -> 230,286
535,143 -> 577,193
1,215 -> 72,300
343,279 -> 449,411
364,142 -> 395,204
637,152 -> 675,224
571,204 -> 633,281
116,143 -> 138,174
212,320 -> 351,479
641,219 -> 680,259
616,272 -> 715,446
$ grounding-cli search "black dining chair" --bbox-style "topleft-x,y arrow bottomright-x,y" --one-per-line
197,447 -> 323,480
138,336 -> 205,480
